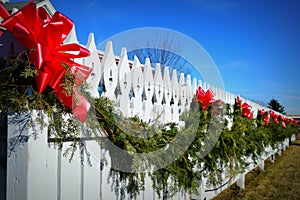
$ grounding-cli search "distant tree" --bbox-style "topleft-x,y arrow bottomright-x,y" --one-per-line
127,34 -> 189,75
267,99 -> 286,114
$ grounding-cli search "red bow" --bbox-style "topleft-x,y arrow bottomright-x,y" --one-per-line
0,1 -> 92,122
270,110 -> 279,124
292,119 -> 299,125
278,115 -> 288,128
236,97 -> 253,118
281,121 -> 286,128
241,102 -> 253,118
195,86 -> 215,109
258,109 -> 269,125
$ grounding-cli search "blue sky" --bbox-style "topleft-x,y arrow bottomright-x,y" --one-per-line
8,0 -> 300,114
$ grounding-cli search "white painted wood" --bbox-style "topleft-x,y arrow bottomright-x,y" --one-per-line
131,56 -> 144,120
178,73 -> 187,114
102,41 -> 118,101
171,69 -> 180,123
7,113 -> 29,200
192,77 -> 198,95
27,112 -> 57,200
3,29 -> 296,200
163,66 -> 172,123
153,63 -> 164,122
236,173 -> 245,189
85,33 -> 102,98
117,47 -> 132,117
186,74 -> 193,110
83,140 -> 101,200
60,142 -> 81,200
143,58 -> 154,123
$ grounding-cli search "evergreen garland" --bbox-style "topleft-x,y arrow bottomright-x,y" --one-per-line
0,53 -> 298,199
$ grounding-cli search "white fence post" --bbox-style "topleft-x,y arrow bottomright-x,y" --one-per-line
4,36 -> 297,200
163,66 -> 172,123
171,69 -> 180,123
153,63 -> 164,123
7,113 -> 30,200
7,111 -> 58,200
102,41 -> 118,101
117,47 -> 132,118
131,56 -> 144,120
84,33 -> 101,98
236,173 -> 245,189
142,58 -> 154,123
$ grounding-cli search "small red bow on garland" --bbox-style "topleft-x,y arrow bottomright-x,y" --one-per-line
195,86 -> 215,109
258,109 -> 269,125
0,1 -> 92,122
236,97 -> 253,118
270,110 -> 279,124
278,115 -> 286,128
241,102 -> 253,118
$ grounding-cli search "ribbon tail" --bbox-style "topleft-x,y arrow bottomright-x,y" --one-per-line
72,64 -> 92,86
57,43 -> 90,58
72,95 -> 90,122
35,70 -> 50,93
54,85 -> 90,122
0,3 -> 10,19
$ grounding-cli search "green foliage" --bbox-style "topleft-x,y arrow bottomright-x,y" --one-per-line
1,53 -> 298,199
0,52 -> 86,157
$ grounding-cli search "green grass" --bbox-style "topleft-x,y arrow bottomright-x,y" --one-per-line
213,140 -> 300,200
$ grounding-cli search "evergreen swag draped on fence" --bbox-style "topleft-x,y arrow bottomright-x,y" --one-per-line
0,53 -> 298,199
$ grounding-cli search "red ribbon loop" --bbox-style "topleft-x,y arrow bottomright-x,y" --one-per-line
195,86 -> 215,109
236,97 -> 253,118
241,102 -> 253,118
0,4 -> 10,19
258,109 -> 269,125
0,2 -> 92,122
270,110 -> 279,124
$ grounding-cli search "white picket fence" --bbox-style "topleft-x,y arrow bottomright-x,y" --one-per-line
5,35 -> 296,200
82,35 -> 266,125
1,2 -> 297,200
6,110 -> 296,200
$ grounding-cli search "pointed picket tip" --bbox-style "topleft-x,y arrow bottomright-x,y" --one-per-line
132,56 -> 143,82
171,69 -> 178,85
86,33 -> 96,51
191,78 -> 197,94
154,63 -> 163,83
206,83 -> 211,90
144,58 -> 153,82
105,41 -> 114,56
11,8 -> 18,15
214,86 -> 219,99
211,85 -> 215,93
179,73 -> 185,85
120,47 -> 127,58
118,47 -> 131,80
145,57 -> 151,66
64,26 -> 78,44
102,41 -> 115,67
202,81 -> 207,91
186,74 -> 191,86
163,66 -> 171,84
198,79 -> 203,89
132,55 -> 142,69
